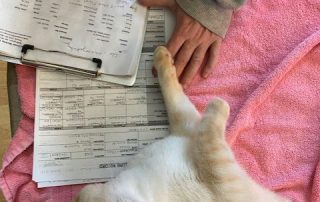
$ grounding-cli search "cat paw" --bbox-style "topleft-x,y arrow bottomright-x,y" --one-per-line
153,46 -> 174,73
207,98 -> 230,119
73,184 -> 106,202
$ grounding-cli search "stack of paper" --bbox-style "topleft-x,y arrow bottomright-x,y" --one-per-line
33,8 -> 170,187
0,0 -> 148,85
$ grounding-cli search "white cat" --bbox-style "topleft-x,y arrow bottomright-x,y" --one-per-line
74,46 -> 289,202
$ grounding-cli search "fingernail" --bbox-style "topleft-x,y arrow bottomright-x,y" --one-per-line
203,71 -> 210,78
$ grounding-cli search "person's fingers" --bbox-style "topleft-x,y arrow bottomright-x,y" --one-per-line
201,39 -> 221,78
180,44 -> 207,87
166,27 -> 185,58
174,40 -> 197,78
138,0 -> 174,8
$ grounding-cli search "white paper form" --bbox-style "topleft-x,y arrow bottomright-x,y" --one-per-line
34,8 -> 168,187
0,0 -> 146,76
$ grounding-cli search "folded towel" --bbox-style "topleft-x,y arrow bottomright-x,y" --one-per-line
1,0 -> 320,201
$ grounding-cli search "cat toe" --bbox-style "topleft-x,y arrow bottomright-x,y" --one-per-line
207,98 -> 230,118
153,46 -> 174,72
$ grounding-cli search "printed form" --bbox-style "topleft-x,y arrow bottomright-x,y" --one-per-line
33,8 -> 169,187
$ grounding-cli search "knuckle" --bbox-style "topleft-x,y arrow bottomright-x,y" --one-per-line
177,57 -> 189,66
184,40 -> 194,49
191,49 -> 206,66
192,55 -> 202,65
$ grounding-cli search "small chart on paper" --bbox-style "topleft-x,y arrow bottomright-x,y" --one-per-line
0,0 -> 147,76
33,8 -> 168,187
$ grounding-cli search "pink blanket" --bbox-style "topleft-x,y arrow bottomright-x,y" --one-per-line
1,0 -> 320,201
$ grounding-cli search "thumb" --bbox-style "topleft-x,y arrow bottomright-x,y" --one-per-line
138,0 -> 174,8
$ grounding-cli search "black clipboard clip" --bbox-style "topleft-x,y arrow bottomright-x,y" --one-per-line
21,44 -> 102,78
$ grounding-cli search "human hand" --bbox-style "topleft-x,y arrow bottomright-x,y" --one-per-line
139,0 -> 222,88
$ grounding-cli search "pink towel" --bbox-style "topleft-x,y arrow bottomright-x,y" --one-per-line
1,0 -> 320,201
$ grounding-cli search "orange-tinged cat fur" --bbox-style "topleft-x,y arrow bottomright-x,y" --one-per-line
74,46 -> 289,202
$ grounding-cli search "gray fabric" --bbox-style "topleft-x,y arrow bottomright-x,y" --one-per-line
7,63 -> 22,137
216,0 -> 245,9
176,0 -> 244,37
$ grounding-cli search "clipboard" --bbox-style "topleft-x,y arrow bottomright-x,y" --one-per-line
0,1 -> 149,86
20,44 -> 102,78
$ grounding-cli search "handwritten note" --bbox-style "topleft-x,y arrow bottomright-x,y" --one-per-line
0,0 -> 147,75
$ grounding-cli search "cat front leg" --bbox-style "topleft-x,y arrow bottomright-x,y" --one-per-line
194,98 -> 240,183
193,98 -> 252,199
194,99 -> 289,202
153,46 -> 200,136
